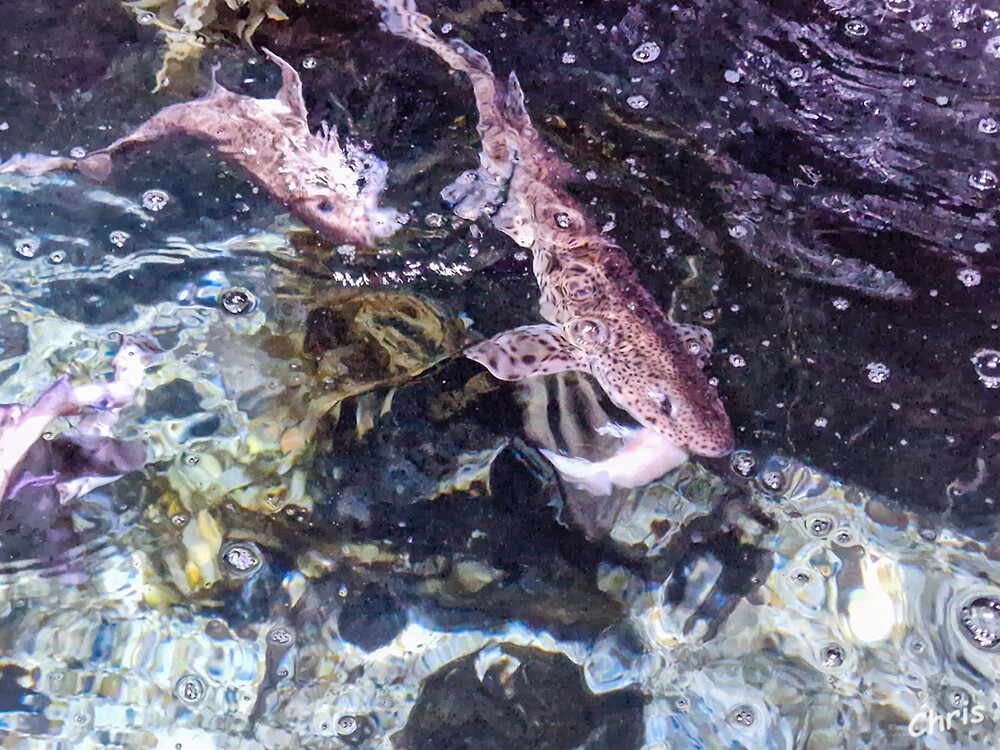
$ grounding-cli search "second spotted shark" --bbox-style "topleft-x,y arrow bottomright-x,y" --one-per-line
373,0 -> 735,495
0,50 -> 398,248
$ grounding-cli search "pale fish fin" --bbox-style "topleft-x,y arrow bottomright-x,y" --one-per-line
674,323 -> 714,369
541,427 -> 689,496
466,324 -> 587,381
262,48 -> 309,122
595,422 -> 635,440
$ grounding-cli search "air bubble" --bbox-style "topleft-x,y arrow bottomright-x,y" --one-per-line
632,42 -> 661,64
885,0 -> 914,10
109,230 -> 130,248
986,36 -> 1000,58
47,250 -> 66,264
170,513 -> 189,527
220,288 -> 256,315
957,267 -> 981,287
979,118 -> 999,134
302,57 -> 317,69
958,596 -> 1000,649
808,515 -> 833,537
760,468 -> 784,492
969,169 -> 997,191
268,627 -> 294,645
727,706 -> 756,728
136,11 -> 155,24
832,297 -> 850,310
554,212 -> 571,228
561,52 -> 576,64
788,66 -> 807,81
865,362 -> 890,383
971,349 -> 1000,388
730,451 -> 756,477
626,95 -> 649,110
835,529 -> 854,545
911,15 -> 932,32
335,714 -> 374,745
220,541 -> 263,578
175,675 -> 205,704
821,645 -> 845,668
142,189 -> 170,212
729,354 -> 746,368
951,38 -> 967,49
69,146 -> 87,159
844,19 -> 869,36
947,687 -> 972,708
13,238 -> 39,259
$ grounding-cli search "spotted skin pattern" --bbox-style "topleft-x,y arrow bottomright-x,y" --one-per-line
0,51 -> 397,248
375,1 -> 734,492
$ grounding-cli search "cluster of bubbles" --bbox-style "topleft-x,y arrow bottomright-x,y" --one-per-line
865,361 -> 890,383
13,238 -> 39,259
141,189 -> 170,212
821,645 -> 845,668
632,41 -> 661,64
727,706 -> 756,728
175,674 -> 206,705
971,349 -> 1000,388
958,596 -> 1000,649
956,267 -> 982,287
109,230 -> 130,248
844,19 -> 869,37
335,714 -> 375,745
968,169 -> 998,191
220,288 -> 256,315
219,541 -> 263,578
730,451 -> 756,477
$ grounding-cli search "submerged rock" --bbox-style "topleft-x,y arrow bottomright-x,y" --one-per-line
398,644 -> 644,750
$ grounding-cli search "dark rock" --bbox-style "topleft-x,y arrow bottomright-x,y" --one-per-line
398,644 -> 644,750
337,584 -> 407,651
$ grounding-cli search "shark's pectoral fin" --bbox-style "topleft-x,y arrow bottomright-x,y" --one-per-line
540,427 -> 689,496
466,324 -> 588,381
674,323 -> 714,369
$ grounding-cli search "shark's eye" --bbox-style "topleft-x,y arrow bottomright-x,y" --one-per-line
568,316 -> 612,348
316,200 -> 334,212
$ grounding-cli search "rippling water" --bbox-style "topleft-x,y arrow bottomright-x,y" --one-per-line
0,0 -> 998,748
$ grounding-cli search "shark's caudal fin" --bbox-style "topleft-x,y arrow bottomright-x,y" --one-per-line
540,426 -> 689,496
465,324 -> 588,380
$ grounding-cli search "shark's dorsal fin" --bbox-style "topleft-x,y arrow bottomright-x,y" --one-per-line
262,48 -> 309,122
674,323 -> 714,369
465,324 -> 588,381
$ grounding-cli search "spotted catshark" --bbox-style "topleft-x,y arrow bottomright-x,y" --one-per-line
374,0 -> 735,494
0,51 -> 398,248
